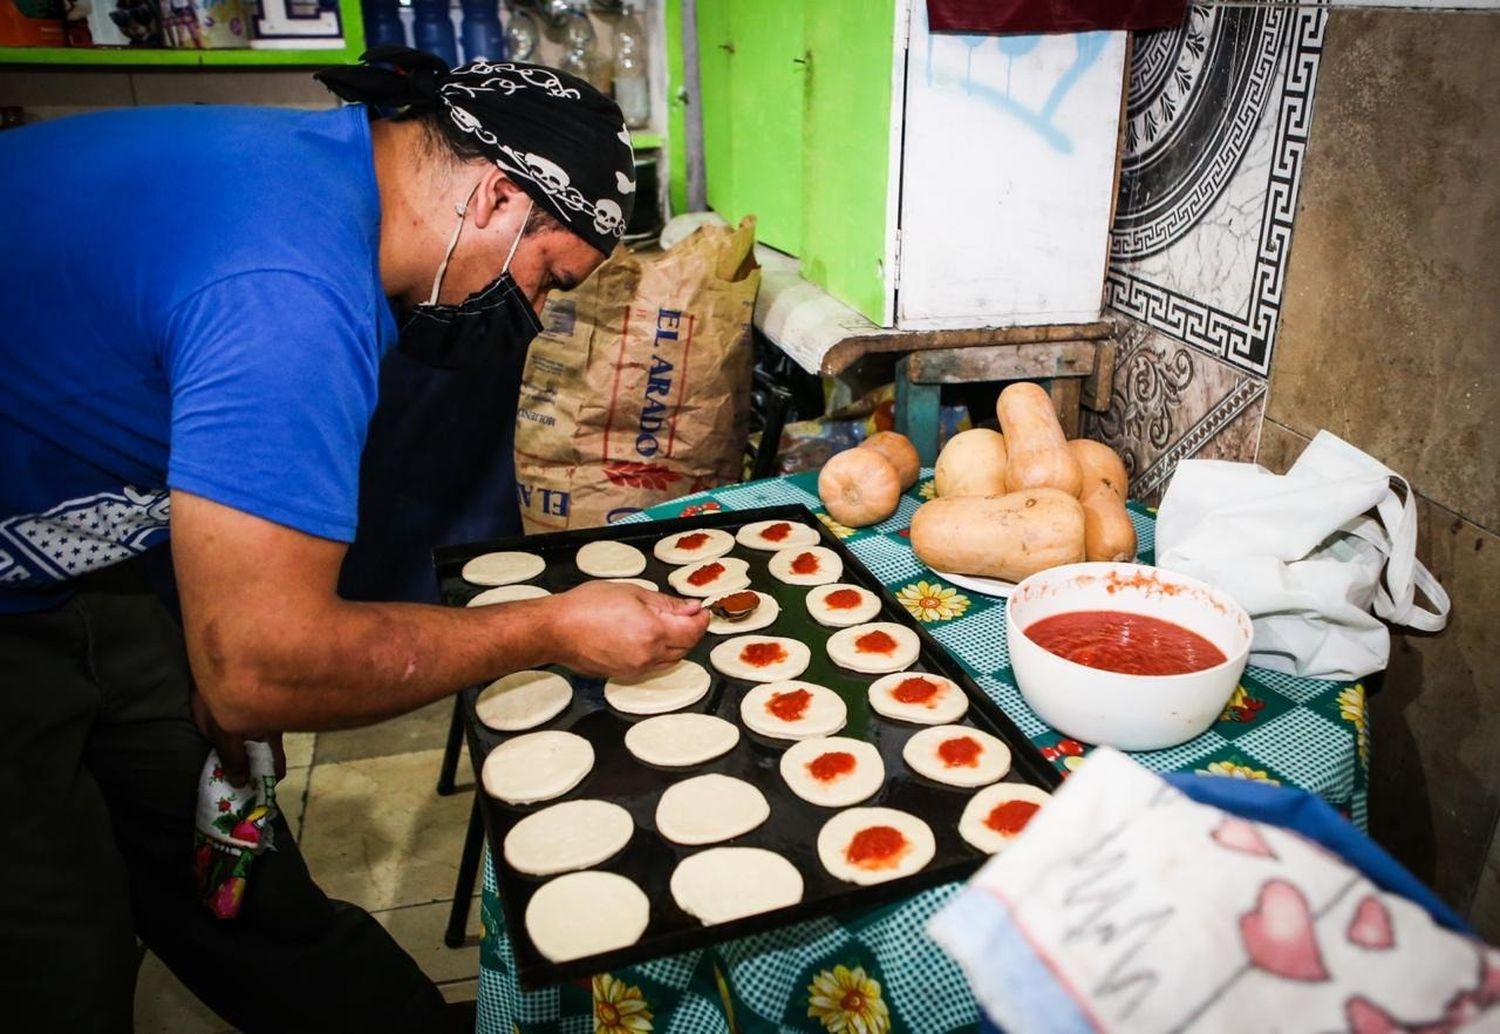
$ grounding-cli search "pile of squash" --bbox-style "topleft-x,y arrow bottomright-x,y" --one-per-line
915,383 -> 1136,583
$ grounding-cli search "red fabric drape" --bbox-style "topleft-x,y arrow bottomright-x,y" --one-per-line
927,0 -> 1186,34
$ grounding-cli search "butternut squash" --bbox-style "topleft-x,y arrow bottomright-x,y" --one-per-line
1068,439 -> 1137,562
934,428 -> 1008,498
818,447 -> 902,528
997,382 -> 1084,497
910,488 -> 1085,583
860,431 -> 921,490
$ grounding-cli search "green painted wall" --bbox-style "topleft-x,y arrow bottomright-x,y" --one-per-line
665,0 -> 688,215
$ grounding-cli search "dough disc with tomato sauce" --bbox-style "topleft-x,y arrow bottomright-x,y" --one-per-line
575,540 -> 647,578
475,670 -> 573,732
670,848 -> 805,925
604,660 -> 712,715
654,773 -> 770,845
704,589 -> 780,635
902,725 -> 1011,787
958,783 -> 1051,854
709,635 -> 810,683
805,583 -> 882,627
779,736 -> 884,807
653,528 -> 735,566
736,519 -> 821,552
866,671 -> 969,725
667,557 -> 751,598
481,730 -> 594,805
816,807 -> 935,885
461,551 -> 546,587
766,546 -> 843,587
826,622 -> 920,674
502,799 -> 633,877
739,681 -> 847,740
524,871 -> 649,962
624,713 -> 740,767
467,583 -> 552,608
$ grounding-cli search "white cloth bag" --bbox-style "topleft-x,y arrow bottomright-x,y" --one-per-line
1155,430 -> 1449,681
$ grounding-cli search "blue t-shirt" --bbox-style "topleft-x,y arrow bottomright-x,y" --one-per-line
0,104 -> 397,613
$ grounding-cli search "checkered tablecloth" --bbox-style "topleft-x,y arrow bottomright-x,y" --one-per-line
476,471 -> 1370,1034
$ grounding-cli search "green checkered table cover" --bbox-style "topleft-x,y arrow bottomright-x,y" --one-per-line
476,471 -> 1370,1034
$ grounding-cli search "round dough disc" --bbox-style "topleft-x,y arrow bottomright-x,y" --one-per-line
667,557 -> 751,598
705,589 -> 780,635
576,540 -> 647,578
482,730 -> 594,805
958,783 -> 1052,854
503,799 -> 634,877
740,681 -> 848,740
475,670 -> 573,732
624,713 -> 741,767
670,848 -> 804,924
608,577 -> 659,591
709,635 -> 811,683
817,807 -> 936,886
653,528 -> 735,566
826,622 -> 921,674
462,551 -> 546,587
766,546 -> 844,586
604,660 -> 712,716
805,583 -> 882,627
903,725 -> 1012,787
867,671 -> 970,725
779,736 -> 885,807
735,519 -> 821,552
467,583 -> 551,608
524,871 -> 649,962
654,773 -> 770,845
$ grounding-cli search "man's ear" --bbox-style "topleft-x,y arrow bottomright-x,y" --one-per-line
472,168 -> 528,231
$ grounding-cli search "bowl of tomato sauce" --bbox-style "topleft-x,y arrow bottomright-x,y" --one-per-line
1005,563 -> 1252,751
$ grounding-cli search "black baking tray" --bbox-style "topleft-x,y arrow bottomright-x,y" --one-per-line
434,503 -> 1061,990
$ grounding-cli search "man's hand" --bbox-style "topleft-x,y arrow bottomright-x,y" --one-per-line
540,582 -> 709,680
189,690 -> 286,787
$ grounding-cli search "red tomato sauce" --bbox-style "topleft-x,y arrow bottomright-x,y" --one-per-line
790,551 -> 820,575
675,532 -> 710,551
856,630 -> 897,654
742,641 -> 789,668
938,736 -> 982,768
714,590 -> 758,612
766,687 -> 811,720
761,522 -> 792,542
824,588 -> 863,610
846,825 -> 908,869
891,676 -> 940,704
1024,610 -> 1226,676
807,751 -> 856,782
984,799 -> 1041,836
686,562 -> 724,587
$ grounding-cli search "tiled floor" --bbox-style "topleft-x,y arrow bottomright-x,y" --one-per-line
134,701 -> 481,1032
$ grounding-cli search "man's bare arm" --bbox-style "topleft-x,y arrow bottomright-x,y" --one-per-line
171,490 -> 707,733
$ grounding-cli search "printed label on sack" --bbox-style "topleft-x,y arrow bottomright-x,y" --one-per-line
602,307 -> 695,464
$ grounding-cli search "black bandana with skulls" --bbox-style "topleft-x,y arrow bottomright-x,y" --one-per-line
317,46 -> 636,255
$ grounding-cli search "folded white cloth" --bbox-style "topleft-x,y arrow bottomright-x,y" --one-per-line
928,749 -> 1498,1034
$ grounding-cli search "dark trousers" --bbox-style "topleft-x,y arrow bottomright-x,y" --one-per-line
0,563 -> 449,1033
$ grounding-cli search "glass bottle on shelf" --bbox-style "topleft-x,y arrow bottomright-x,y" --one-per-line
459,0 -> 505,60
411,0 -> 458,68
612,2 -> 649,129
558,10 -> 601,90
362,0 -> 404,48
504,6 -> 539,61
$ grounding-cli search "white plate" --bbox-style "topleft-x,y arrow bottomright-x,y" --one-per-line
930,569 -> 1015,600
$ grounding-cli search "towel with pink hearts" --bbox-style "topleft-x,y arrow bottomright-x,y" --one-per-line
928,748 -> 1500,1034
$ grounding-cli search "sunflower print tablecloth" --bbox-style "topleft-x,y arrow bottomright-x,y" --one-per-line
476,470 -> 1369,1034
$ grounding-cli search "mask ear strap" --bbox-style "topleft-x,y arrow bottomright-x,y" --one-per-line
427,179 -> 484,307
501,197 -> 534,276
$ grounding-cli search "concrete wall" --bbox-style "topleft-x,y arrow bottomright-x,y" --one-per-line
1098,4 -> 1500,933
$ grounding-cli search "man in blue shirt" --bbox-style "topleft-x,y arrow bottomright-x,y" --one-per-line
0,50 -> 707,1032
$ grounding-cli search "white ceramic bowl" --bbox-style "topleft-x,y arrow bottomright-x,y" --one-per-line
1005,563 -> 1253,751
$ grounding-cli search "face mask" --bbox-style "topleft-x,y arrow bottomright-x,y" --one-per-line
397,186 -> 543,371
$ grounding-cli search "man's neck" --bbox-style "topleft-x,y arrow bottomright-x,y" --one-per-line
371,119 -> 454,309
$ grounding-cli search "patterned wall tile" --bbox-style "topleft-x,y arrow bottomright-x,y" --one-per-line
1106,3 -> 1326,377
1085,320 -> 1265,505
